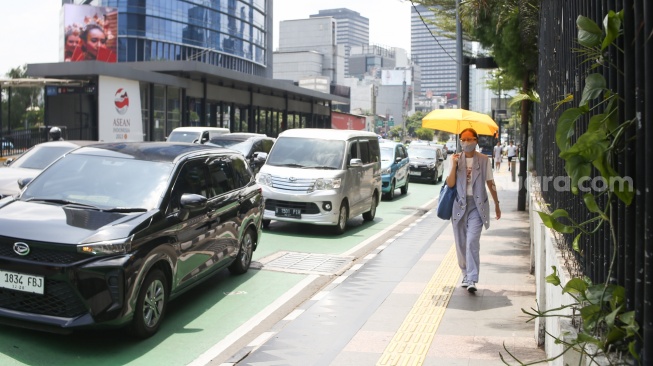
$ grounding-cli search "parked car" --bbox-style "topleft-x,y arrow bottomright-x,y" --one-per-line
166,126 -> 230,144
379,140 -> 410,199
257,129 -> 381,234
407,143 -> 445,184
0,142 -> 263,338
445,140 -> 458,154
206,133 -> 275,174
0,140 -> 97,199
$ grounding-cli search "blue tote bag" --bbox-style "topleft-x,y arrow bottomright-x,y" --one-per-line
436,183 -> 457,220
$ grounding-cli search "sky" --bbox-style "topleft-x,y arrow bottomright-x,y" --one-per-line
0,0 -> 412,77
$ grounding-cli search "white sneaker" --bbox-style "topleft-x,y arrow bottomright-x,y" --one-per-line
461,276 -> 469,287
467,282 -> 477,293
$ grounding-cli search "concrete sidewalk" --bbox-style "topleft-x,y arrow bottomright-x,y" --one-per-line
335,165 -> 546,365
230,163 -> 546,366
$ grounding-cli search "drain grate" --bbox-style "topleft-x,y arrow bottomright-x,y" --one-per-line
263,252 -> 353,275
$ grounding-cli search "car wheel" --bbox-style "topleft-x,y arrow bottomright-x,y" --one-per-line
333,201 -> 348,235
131,268 -> 168,339
387,180 -> 395,200
363,193 -> 378,221
262,219 -> 271,229
229,229 -> 254,275
400,176 -> 409,195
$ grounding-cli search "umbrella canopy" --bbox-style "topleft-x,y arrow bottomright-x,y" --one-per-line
421,109 -> 498,136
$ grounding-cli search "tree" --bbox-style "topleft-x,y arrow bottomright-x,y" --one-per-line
2,65 -> 44,131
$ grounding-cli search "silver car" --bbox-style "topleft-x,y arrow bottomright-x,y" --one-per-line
256,129 -> 381,234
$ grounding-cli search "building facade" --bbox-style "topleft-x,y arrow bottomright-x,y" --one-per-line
24,0 -> 345,143
410,4 -> 457,99
310,8 -> 369,78
68,0 -> 273,77
274,17 -> 344,84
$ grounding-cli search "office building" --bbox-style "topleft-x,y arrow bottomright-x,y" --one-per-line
24,1 -> 346,143
310,8 -> 369,77
411,4 -> 457,99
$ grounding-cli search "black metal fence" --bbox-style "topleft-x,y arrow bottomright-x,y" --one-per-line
535,0 -> 652,362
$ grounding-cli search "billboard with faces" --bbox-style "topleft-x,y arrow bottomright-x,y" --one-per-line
61,4 -> 117,63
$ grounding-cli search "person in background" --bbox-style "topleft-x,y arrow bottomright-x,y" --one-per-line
70,24 -> 116,62
507,140 -> 518,171
446,128 -> 501,293
493,141 -> 503,171
64,28 -> 80,62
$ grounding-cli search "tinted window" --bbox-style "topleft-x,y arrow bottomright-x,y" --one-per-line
359,140 -> 371,164
11,145 -> 76,169
262,139 -> 274,153
368,138 -> 380,163
231,156 -> 252,188
349,141 -> 359,160
208,158 -> 236,195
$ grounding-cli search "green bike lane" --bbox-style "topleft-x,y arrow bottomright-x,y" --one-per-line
0,182 -> 440,366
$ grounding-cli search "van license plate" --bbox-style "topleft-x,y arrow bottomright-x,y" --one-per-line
275,207 -> 301,218
0,270 -> 44,295
410,171 -> 421,176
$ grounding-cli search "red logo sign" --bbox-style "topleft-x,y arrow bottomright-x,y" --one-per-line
114,88 -> 129,115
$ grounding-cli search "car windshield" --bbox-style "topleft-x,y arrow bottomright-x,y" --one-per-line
408,147 -> 437,159
21,154 -> 173,210
208,139 -> 253,156
167,131 -> 201,143
266,137 -> 345,169
9,145 -> 76,170
380,147 -> 395,161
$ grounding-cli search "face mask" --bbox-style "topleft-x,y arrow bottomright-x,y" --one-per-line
461,141 -> 477,153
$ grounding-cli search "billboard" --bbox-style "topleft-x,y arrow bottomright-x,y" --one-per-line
381,69 -> 412,86
99,76 -> 143,142
331,111 -> 366,130
62,4 -> 117,62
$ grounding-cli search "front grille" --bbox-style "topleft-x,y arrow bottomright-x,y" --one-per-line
270,176 -> 316,192
265,199 -> 320,214
0,279 -> 87,318
0,243 -> 89,264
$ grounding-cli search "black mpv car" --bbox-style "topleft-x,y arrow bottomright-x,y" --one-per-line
0,142 -> 263,338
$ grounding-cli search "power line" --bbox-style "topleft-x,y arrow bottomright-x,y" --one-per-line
409,1 -> 470,66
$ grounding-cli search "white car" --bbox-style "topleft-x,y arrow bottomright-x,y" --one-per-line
0,140 -> 97,199
166,127 -> 230,144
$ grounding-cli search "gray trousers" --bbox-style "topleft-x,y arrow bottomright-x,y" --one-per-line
452,196 -> 483,283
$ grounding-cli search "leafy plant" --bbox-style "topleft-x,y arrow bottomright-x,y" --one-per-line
505,10 -> 642,365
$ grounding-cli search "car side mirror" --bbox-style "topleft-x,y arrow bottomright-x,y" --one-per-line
200,137 -> 209,144
349,158 -> 363,167
180,193 -> 207,210
3,158 -> 14,166
17,177 -> 33,190
395,157 -> 402,163
253,152 -> 268,163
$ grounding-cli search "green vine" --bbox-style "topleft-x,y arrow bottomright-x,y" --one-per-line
505,10 -> 642,365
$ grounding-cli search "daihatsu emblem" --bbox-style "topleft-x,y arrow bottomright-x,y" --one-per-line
13,242 -> 30,256
288,177 -> 296,182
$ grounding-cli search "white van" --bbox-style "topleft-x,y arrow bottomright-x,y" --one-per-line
257,128 -> 382,234
167,127 -> 230,144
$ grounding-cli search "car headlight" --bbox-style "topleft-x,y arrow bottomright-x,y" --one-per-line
257,173 -> 272,187
310,178 -> 341,192
381,167 -> 391,175
78,236 -> 133,255
428,162 -> 436,169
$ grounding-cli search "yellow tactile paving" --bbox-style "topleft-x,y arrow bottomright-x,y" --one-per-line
377,243 -> 459,366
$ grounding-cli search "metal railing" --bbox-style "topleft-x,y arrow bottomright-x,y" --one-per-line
535,0 -> 652,362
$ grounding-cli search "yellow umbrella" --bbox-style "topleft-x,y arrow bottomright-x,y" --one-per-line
421,108 -> 498,136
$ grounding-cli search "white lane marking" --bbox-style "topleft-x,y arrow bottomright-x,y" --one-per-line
283,309 -> 305,321
247,332 -> 275,347
187,274 -> 320,366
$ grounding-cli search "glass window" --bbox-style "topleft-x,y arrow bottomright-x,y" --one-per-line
359,140 -> 371,164
208,158 -> 237,195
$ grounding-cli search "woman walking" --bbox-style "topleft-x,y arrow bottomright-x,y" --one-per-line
446,128 -> 501,293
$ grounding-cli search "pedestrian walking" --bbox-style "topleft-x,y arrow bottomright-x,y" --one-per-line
446,128 -> 501,293
507,140 -> 517,171
493,141 -> 502,171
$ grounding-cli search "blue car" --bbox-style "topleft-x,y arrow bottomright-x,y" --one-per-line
379,140 -> 410,199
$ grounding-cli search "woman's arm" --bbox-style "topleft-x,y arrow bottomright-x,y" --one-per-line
446,153 -> 459,188
486,179 -> 501,219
